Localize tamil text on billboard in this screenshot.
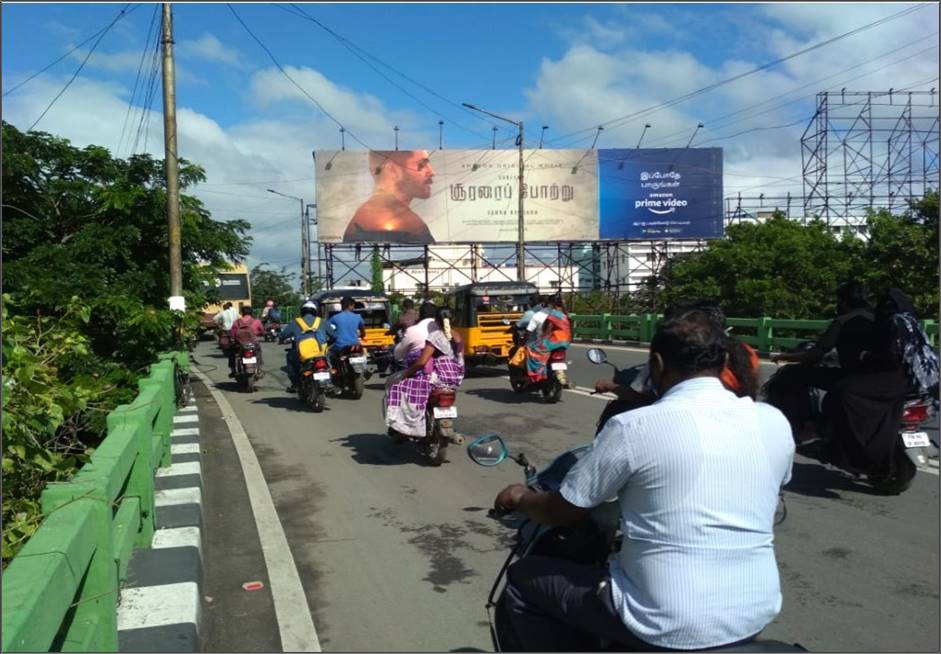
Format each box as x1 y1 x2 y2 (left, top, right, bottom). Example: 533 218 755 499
314 148 723 243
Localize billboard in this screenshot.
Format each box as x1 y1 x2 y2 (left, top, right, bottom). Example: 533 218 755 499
314 149 599 244
314 148 723 243
598 148 723 239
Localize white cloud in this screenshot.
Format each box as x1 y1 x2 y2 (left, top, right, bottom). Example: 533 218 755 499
177 33 244 69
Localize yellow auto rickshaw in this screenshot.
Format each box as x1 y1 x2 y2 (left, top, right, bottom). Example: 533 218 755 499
447 282 539 367
314 289 395 372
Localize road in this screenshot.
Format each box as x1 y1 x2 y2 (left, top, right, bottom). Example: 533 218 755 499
191 338 939 652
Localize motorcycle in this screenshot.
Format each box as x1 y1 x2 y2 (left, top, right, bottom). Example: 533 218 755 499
762 342 934 495
263 321 281 343
466 434 806 653
390 386 465 466
234 341 261 393
298 354 331 412
330 343 368 399
506 322 570 403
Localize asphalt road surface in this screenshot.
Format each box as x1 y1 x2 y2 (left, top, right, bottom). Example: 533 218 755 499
192 339 939 652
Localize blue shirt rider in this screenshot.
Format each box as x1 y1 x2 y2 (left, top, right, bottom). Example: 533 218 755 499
326 296 366 363
281 301 327 393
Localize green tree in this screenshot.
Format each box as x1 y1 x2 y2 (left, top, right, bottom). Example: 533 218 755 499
652 212 864 318
371 247 385 293
251 264 301 309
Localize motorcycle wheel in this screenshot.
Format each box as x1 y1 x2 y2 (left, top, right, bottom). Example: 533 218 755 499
869 441 917 495
541 379 563 403
493 593 522 652
509 376 527 393
425 418 447 467
242 375 254 393
350 375 365 399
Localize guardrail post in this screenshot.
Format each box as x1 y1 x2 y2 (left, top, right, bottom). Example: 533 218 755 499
108 407 154 548
41 479 118 651
641 314 656 343
601 313 611 340
759 317 773 354
921 320 938 348
139 362 173 468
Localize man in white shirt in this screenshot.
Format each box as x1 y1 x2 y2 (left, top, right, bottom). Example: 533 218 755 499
493 312 795 651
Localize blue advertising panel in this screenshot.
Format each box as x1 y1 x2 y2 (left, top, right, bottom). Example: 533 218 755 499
598 148 723 240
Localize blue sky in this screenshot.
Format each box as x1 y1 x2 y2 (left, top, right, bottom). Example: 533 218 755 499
3 2 938 274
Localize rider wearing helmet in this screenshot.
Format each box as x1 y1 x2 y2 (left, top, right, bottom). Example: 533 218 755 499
280 300 327 393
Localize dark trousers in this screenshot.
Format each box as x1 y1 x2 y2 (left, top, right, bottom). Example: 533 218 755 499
503 556 664 652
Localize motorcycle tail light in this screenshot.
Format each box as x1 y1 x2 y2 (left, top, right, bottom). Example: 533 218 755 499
303 370 313 377
314 358 328 370
244 349 255 357
431 390 456 408
902 403 929 427
549 349 567 361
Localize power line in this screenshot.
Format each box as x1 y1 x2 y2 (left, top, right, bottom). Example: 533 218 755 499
547 4 929 147
117 4 161 158
27 4 133 132
131 26 163 155
2 4 143 98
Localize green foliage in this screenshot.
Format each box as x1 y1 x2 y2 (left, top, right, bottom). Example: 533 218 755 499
0 121 253 565
370 248 385 293
251 264 301 310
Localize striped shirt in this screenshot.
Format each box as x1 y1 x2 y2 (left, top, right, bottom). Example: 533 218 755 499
560 377 794 650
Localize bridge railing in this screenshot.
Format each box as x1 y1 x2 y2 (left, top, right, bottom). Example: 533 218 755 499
1 352 189 652
569 314 938 353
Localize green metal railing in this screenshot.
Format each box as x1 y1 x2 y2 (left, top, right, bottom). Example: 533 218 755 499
2 352 189 652
569 314 938 352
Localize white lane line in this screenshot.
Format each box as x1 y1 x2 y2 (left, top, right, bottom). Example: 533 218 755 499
171 443 200 456
117 582 199 630
155 487 202 508
172 426 200 438
193 367 321 652
152 526 202 553
156 461 202 478
178 405 198 415
173 414 199 425
918 466 939 476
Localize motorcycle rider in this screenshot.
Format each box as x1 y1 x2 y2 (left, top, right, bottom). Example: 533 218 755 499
228 305 265 378
493 312 794 652
213 301 238 349
393 301 437 366
326 296 366 366
390 298 418 342
281 300 327 394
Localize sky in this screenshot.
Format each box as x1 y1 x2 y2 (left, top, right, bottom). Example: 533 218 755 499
2 2 939 282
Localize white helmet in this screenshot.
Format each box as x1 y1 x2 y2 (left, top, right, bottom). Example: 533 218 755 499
300 300 318 315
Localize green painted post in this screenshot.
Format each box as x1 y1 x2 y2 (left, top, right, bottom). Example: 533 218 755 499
759 317 773 354
108 407 154 548
41 479 118 652
641 314 656 343
601 313 611 340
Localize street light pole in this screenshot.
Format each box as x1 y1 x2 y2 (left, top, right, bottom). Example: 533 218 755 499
306 203 318 291
267 189 309 297
463 102 526 282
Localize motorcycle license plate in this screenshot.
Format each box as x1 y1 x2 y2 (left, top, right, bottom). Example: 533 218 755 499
902 431 931 448
433 406 457 419
242 357 257 364
550 362 568 371
350 356 368 365
313 372 331 381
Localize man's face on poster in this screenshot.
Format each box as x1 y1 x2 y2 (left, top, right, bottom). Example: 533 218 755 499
389 150 434 200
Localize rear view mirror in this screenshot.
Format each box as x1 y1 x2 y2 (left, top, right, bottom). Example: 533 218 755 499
383 322 391 330
502 318 511 326
467 434 508 467
587 348 608 365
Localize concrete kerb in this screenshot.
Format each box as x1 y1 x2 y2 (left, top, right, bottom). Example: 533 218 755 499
117 395 204 652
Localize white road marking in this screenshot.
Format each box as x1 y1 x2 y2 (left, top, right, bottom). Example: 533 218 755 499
193 367 321 652
170 443 200 456
154 487 202 508
172 427 200 437
156 461 202 478
152 526 201 553
178 405 198 414
117 582 199 630
173 413 199 425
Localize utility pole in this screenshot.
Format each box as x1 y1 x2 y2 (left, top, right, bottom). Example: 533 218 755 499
462 102 526 282
162 3 184 311
267 189 309 296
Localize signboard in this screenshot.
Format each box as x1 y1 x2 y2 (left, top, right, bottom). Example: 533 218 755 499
314 148 723 243
597 148 723 239
315 149 599 244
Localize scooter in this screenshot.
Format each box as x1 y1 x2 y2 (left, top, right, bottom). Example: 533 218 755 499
466 434 806 653
330 343 368 399
263 321 281 343
763 342 935 495
506 323 570 403
298 354 331 412
234 342 261 393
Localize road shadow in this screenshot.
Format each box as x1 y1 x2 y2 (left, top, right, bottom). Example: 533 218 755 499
465 387 537 405
784 460 884 499
331 432 450 467
250 395 329 412
451 648 487 653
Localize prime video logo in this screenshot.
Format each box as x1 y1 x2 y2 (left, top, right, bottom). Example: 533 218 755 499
634 197 688 215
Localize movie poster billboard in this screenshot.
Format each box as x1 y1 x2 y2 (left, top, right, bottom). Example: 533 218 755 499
597 148 723 240
314 149 599 244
